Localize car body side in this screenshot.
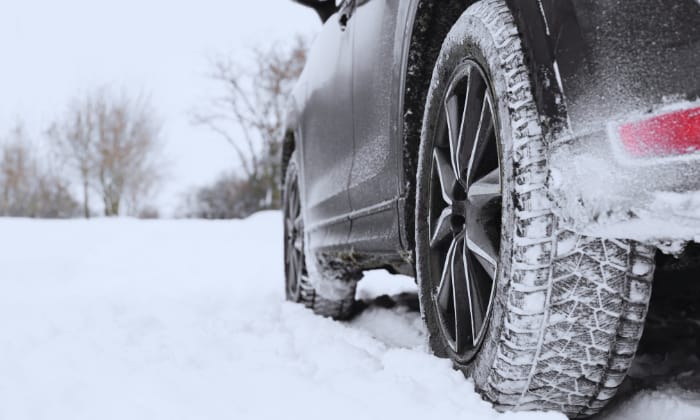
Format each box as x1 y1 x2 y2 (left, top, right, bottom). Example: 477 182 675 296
282 0 700 277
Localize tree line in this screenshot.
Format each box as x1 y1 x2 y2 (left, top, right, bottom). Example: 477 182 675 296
0 90 162 218
1 36 308 219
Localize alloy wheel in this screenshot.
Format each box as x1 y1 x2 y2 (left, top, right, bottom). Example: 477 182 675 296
428 60 502 359
284 174 305 300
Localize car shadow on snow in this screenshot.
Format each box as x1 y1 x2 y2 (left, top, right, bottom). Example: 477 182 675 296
352 291 421 315
347 291 427 349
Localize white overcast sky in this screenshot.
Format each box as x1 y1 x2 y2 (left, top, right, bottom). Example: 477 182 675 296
0 0 319 214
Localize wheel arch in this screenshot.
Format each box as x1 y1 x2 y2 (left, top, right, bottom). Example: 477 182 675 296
280 100 301 190
280 129 296 190
399 0 480 256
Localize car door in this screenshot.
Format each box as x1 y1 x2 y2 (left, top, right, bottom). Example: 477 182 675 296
347 0 410 250
297 0 355 242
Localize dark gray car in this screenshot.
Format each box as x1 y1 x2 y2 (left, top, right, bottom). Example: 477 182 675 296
281 0 700 416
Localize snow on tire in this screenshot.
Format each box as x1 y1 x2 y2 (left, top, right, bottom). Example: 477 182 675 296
414 0 656 417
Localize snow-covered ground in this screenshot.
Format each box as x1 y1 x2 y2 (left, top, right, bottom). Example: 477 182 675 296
1 211 699 420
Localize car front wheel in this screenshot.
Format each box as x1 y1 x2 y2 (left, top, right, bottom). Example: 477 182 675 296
283 151 356 319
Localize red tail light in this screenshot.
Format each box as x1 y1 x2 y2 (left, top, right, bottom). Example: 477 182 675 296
617 106 700 158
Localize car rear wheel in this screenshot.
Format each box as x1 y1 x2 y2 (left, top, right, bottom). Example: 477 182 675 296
414 1 656 417
283 151 356 319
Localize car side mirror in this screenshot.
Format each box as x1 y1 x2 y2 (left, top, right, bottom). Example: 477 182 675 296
292 0 338 23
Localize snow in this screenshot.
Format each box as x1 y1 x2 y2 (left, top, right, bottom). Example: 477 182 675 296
1 211 699 419
590 190 700 244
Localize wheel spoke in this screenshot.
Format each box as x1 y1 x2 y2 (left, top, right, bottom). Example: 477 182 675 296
466 92 495 185
432 148 457 204
289 189 299 215
435 235 471 352
451 236 471 351
430 206 453 248
286 250 297 284
468 168 501 211
444 93 461 165
466 236 498 280
463 245 490 344
456 66 486 181
295 253 302 279
465 168 500 279
284 238 293 262
435 240 456 315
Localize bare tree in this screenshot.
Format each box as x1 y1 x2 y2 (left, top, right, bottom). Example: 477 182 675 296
48 95 98 218
179 171 270 219
93 94 163 216
50 89 164 217
193 36 309 210
0 126 34 215
0 124 79 218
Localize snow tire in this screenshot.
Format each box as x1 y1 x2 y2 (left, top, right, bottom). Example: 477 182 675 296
414 1 656 417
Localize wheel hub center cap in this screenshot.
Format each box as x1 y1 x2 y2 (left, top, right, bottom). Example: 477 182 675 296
449 202 467 233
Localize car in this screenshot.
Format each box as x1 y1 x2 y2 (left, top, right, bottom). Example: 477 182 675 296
281 0 700 417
